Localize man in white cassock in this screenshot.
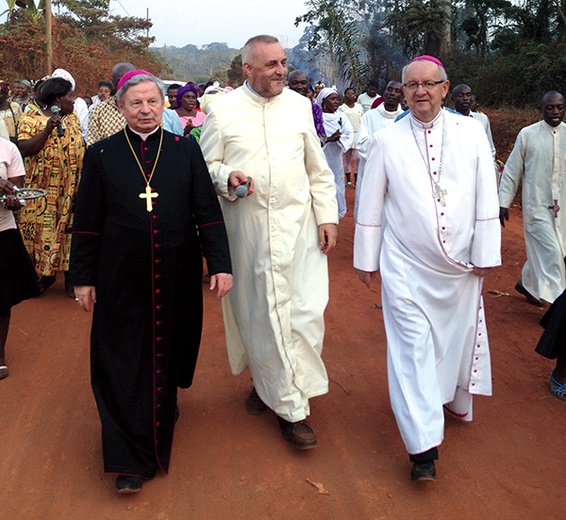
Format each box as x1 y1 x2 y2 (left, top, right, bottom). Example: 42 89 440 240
499 91 566 306
200 35 338 450
353 56 501 481
354 80 404 221
451 84 496 161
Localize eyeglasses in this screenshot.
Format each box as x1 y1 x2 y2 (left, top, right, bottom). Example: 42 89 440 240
403 80 445 92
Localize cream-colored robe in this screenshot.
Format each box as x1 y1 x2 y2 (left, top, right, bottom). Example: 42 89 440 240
354 110 501 454
200 85 338 422
499 120 566 303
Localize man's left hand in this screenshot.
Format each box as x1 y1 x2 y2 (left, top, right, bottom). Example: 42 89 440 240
210 273 233 299
319 223 338 254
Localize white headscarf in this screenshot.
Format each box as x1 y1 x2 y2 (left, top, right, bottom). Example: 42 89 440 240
315 87 338 107
51 68 76 91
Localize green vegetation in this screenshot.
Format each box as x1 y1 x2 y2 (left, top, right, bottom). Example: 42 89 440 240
151 43 240 86
2 0 565 106
290 0 566 107
0 0 161 94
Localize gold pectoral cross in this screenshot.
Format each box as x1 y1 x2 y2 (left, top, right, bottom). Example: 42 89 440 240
432 183 447 207
139 185 158 212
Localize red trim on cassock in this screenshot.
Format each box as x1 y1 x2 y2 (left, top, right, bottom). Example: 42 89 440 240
198 221 224 228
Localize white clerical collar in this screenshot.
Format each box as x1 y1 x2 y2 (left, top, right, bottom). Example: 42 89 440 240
127 125 160 141
377 103 402 119
410 109 443 129
244 80 259 97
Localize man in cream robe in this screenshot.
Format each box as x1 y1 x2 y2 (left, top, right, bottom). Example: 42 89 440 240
354 56 501 481
200 35 338 449
499 91 566 305
354 81 404 221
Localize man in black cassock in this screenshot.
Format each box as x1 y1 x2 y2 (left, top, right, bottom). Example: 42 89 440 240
69 71 232 494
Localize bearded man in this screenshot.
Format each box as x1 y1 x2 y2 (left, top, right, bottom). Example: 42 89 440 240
200 35 338 450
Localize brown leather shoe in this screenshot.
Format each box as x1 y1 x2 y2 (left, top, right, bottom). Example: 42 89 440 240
277 417 317 449
245 387 267 415
411 461 436 482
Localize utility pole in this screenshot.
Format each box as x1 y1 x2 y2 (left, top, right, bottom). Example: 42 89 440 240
146 8 150 46
45 0 53 74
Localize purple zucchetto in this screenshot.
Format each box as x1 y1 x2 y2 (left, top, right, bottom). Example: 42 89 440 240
410 55 445 70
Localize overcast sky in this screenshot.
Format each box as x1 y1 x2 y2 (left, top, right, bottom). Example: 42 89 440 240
109 0 308 50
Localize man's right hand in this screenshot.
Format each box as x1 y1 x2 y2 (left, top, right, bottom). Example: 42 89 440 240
355 269 378 289
326 129 342 143
228 170 254 197
45 115 61 134
74 285 96 312
499 207 509 227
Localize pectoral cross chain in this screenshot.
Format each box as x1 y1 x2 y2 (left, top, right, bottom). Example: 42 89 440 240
139 185 159 212
432 182 447 207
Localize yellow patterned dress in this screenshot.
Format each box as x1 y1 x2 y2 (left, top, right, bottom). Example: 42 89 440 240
18 108 85 276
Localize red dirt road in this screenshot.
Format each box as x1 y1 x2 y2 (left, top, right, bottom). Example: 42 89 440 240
1 189 564 520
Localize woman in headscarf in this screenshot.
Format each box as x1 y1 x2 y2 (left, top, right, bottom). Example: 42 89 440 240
17 80 33 111
315 87 353 219
175 83 207 141
0 81 22 143
17 77 85 295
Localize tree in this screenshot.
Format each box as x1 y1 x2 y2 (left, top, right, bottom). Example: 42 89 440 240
459 0 512 59
227 54 243 87
0 0 46 23
52 0 153 49
295 0 368 89
385 0 452 57
0 0 162 93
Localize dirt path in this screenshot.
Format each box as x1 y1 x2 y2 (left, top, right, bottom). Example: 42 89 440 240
1 190 564 520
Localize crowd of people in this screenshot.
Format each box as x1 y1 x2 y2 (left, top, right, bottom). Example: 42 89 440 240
0 35 565 495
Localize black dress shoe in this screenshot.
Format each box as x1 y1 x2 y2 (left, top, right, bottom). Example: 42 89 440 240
515 279 545 307
411 461 437 482
116 475 143 493
277 417 317 449
245 387 267 415
37 275 56 295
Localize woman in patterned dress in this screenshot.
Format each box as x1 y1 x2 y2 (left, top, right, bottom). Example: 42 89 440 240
17 77 85 296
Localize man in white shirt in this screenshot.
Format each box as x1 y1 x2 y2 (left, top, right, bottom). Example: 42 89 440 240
357 80 380 112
